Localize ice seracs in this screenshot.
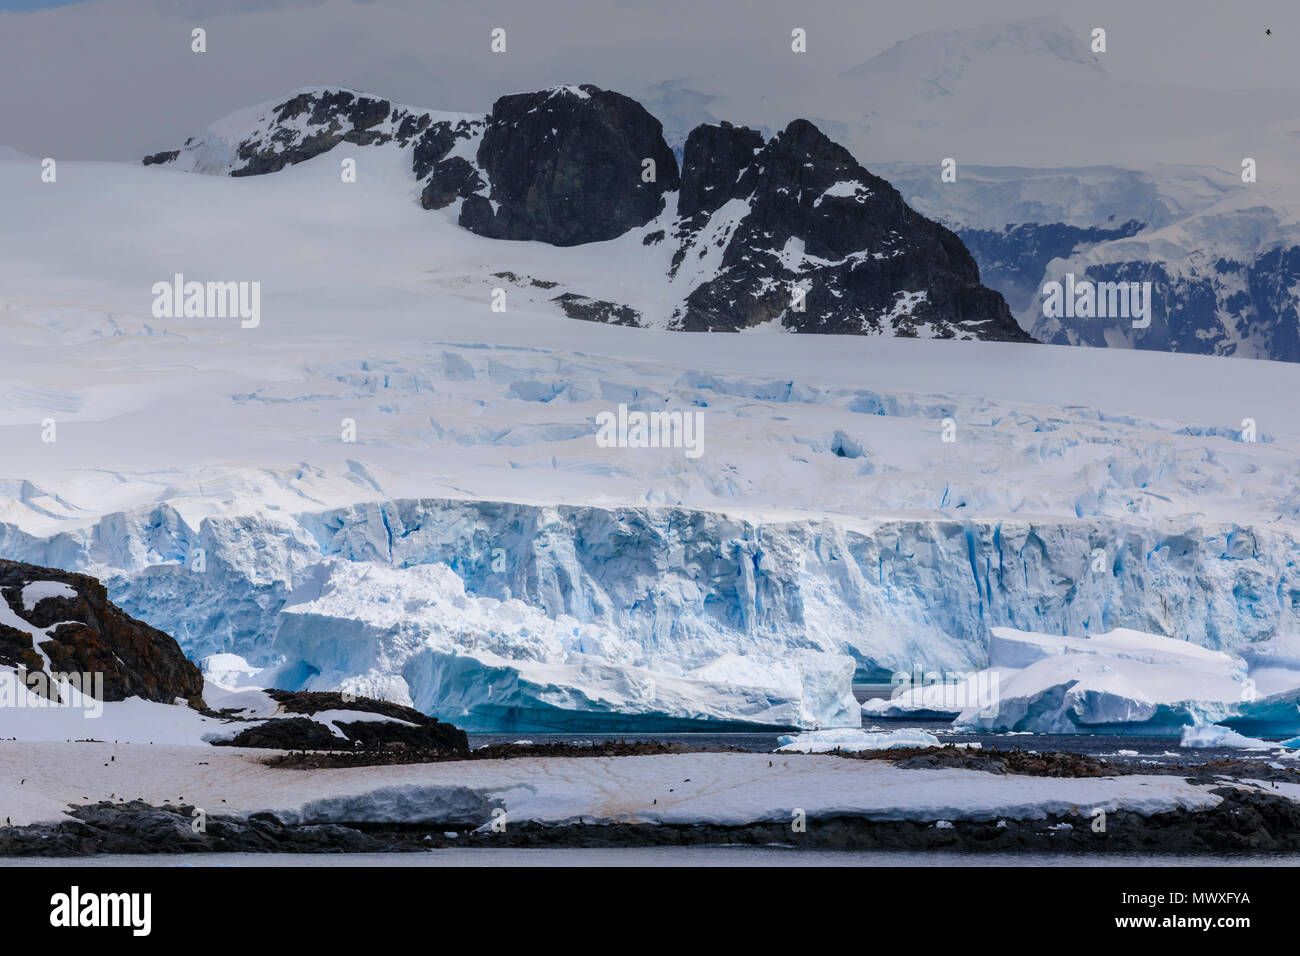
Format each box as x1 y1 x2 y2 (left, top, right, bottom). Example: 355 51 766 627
266 559 860 731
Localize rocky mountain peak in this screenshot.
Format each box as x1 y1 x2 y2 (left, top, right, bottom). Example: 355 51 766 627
669 117 1029 338
141 83 1028 341
676 120 763 222
460 84 679 246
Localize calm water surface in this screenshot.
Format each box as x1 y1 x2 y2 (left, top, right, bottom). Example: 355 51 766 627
468 725 1298 770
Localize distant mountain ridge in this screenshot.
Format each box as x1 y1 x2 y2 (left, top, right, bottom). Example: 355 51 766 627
882 162 1300 363
141 83 1031 342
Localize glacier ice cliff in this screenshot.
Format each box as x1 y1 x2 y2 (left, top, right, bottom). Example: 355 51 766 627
3 498 1300 731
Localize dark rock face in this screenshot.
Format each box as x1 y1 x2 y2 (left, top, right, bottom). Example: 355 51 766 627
412 120 485 209
552 292 642 327
0 801 393 856
675 121 763 223
1033 249 1300 362
6 784 1300 856
461 85 679 246
0 559 203 705
958 219 1144 314
141 150 179 166
229 90 404 177
215 690 469 752
214 716 342 749
420 156 485 210
669 119 1031 340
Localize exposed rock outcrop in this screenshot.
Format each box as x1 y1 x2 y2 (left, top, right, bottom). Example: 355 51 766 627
0 558 203 705
460 85 679 245
669 119 1030 339
215 690 469 752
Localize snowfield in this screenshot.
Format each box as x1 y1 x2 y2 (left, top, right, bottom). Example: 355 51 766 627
0 742 1234 829
3 105 1300 730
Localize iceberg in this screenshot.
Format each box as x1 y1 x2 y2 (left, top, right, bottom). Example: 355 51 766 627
776 728 941 753
201 653 266 691
941 627 1300 736
1179 723 1273 750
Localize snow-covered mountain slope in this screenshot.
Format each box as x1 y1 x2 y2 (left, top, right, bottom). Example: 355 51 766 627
817 16 1300 365
3 113 1300 730
882 161 1300 362
1028 184 1300 362
144 87 484 182
138 83 1027 341
126 19 1300 362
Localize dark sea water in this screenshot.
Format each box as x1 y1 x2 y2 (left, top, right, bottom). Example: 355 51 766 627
468 723 1298 771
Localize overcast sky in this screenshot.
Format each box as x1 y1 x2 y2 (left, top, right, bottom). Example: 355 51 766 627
2 0 1298 160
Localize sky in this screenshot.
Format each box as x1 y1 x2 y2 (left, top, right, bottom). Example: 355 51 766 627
1 0 1298 161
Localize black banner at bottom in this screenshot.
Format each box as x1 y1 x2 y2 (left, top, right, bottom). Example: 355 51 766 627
1 859 1282 942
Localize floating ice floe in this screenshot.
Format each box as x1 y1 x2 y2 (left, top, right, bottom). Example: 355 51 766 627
1179 723 1273 750
775 727 940 753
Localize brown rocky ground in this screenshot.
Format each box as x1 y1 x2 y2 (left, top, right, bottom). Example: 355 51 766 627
0 558 203 705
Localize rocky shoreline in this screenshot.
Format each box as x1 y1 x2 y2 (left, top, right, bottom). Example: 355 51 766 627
4 786 1300 856
261 739 737 768
264 740 1300 783
4 743 1300 857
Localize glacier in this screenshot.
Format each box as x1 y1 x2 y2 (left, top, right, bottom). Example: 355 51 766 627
3 94 1300 732
5 499 1300 731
